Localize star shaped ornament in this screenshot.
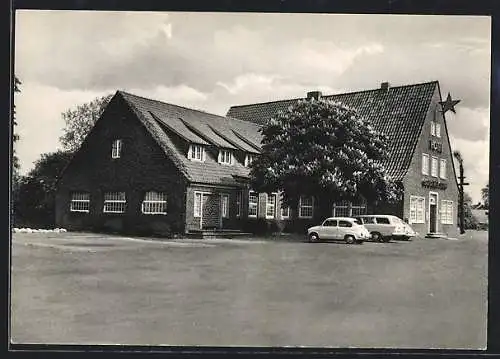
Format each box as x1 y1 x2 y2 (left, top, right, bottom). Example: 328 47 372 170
439 93 461 114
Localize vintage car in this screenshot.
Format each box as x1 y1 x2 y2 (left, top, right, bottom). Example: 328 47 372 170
307 217 371 244
354 215 416 242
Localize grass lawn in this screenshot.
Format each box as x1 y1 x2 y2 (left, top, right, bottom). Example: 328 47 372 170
10 230 487 348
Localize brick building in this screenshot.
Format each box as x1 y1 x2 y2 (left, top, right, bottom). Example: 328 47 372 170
55 80 459 237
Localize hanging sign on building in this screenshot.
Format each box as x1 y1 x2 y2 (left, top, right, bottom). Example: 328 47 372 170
422 179 447 190
429 139 443 153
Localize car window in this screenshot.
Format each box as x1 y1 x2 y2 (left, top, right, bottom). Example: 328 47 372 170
338 220 352 228
375 217 391 224
323 220 337 227
362 216 376 224
354 218 362 225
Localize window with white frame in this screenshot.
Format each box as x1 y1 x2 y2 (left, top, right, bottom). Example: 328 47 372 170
236 191 242 217
188 144 205 162
299 196 314 218
266 193 277 219
422 153 430 175
70 192 90 212
244 154 255 167
439 159 447 179
142 191 167 215
435 123 441 138
194 192 202 217
218 149 233 165
248 191 258 217
221 194 229 218
332 200 350 217
111 139 122 159
409 196 425 224
441 200 454 224
103 192 126 213
430 121 436 136
281 206 290 219
431 156 438 177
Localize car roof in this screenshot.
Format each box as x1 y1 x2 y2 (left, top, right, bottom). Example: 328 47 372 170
324 217 357 221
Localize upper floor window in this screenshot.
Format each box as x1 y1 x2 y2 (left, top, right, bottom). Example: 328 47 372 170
299 196 314 218
431 156 438 177
266 193 277 219
422 153 429 175
218 149 233 165
439 159 447 179
188 144 205 162
103 192 126 213
435 123 441 138
430 121 436 137
142 191 167 215
112 139 122 159
70 192 90 213
245 154 256 167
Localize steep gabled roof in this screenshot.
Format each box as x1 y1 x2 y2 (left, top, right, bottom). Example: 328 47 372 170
227 81 439 181
118 91 262 185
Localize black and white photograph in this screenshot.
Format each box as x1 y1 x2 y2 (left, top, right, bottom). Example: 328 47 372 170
11 9 491 349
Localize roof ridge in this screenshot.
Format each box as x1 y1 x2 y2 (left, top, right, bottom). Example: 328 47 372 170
228 80 439 109
118 90 261 128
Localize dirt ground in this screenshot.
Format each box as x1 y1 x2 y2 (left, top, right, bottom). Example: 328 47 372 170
10 231 488 349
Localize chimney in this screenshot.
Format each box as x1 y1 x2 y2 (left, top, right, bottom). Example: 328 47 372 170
380 82 390 92
306 91 322 101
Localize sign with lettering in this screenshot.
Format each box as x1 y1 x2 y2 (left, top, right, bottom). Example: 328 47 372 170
429 140 443 153
422 179 447 190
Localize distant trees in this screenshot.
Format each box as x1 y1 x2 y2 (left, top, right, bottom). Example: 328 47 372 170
481 183 489 209
60 94 113 152
250 98 401 218
463 192 479 230
12 76 22 224
14 151 73 228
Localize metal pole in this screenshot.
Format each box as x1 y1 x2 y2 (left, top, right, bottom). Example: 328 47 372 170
459 163 465 234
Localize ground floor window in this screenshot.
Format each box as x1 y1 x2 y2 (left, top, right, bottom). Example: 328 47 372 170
194 192 202 217
299 196 314 218
441 200 454 224
142 191 167 215
249 191 258 217
103 192 126 213
236 191 242 217
281 206 290 219
266 193 277 219
332 200 367 217
70 192 90 213
410 196 425 224
221 194 229 218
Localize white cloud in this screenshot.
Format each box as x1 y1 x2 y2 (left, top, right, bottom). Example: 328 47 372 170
14 82 110 174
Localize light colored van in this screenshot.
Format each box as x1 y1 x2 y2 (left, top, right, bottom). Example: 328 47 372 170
354 215 415 242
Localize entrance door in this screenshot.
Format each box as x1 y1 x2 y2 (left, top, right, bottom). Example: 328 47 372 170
429 193 438 233
202 194 219 229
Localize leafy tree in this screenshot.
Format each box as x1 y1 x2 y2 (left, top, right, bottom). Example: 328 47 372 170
60 94 113 152
250 99 402 217
12 76 22 223
14 151 73 228
481 183 489 209
464 192 479 230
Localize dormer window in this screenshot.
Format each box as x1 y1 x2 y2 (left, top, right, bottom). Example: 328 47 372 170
245 154 256 167
188 144 205 162
111 139 122 159
218 149 233 165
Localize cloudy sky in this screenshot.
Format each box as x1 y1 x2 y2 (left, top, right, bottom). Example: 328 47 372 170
14 11 490 202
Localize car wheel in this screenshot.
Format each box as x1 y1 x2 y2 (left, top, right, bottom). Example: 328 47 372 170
371 232 382 242
345 235 355 244
309 232 319 242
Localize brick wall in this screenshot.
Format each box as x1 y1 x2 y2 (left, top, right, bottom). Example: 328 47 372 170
55 95 188 236
402 86 459 237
